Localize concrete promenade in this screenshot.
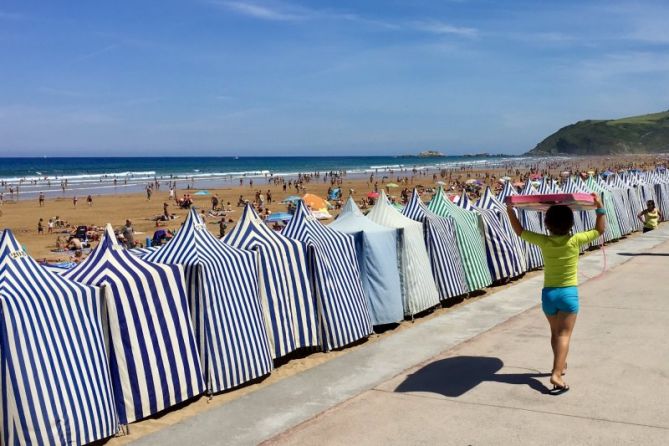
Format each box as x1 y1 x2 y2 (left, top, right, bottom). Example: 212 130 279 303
134 226 669 446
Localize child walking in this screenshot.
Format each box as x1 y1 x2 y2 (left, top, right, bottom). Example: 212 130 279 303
507 193 606 392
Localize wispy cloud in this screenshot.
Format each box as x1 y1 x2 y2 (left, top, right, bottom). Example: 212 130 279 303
412 21 479 38
74 44 119 62
207 1 469 35
209 1 304 21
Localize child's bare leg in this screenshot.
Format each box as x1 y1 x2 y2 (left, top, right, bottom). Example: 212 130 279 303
550 312 578 386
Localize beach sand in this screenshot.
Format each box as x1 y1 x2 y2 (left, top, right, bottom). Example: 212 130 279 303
2 154 667 262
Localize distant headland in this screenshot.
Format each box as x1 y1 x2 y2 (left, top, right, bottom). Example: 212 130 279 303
527 109 669 156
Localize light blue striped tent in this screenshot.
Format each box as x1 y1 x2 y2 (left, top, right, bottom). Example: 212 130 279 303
330 197 404 325
283 200 373 350
366 191 441 316
428 187 492 291
223 204 319 358
402 189 469 299
456 193 524 282
498 181 544 269
144 209 273 394
0 229 118 445
63 225 204 424
477 187 527 273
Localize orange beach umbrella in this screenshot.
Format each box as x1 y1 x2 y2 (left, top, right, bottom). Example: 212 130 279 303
302 193 329 211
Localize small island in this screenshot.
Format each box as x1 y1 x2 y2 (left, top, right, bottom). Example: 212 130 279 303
417 150 446 157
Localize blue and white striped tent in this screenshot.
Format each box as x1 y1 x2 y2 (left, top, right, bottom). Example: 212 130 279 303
595 176 633 236
456 193 524 282
63 225 204 424
144 209 273 394
498 181 543 269
223 204 319 358
366 191 440 316
560 177 601 247
477 187 527 273
283 200 373 350
0 229 118 445
130 245 161 257
585 176 622 241
651 170 669 220
612 174 645 232
329 197 404 325
403 189 469 299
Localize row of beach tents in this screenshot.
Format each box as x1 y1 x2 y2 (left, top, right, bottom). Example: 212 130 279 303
1 170 668 445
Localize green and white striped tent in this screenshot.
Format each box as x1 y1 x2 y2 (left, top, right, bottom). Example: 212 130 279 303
427 187 492 291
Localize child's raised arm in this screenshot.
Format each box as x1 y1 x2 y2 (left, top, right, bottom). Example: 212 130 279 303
593 193 607 235
506 203 524 236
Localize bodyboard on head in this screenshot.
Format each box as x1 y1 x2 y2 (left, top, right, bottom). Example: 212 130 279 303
505 193 596 211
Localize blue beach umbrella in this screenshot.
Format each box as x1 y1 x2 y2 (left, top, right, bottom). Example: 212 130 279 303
194 190 210 195
281 195 301 203
265 212 293 222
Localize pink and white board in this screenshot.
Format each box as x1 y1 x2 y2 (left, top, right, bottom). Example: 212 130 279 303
504 193 596 211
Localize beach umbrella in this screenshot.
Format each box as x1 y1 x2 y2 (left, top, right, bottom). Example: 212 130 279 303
500 176 511 181
465 179 478 184
386 183 400 188
265 212 293 222
194 190 210 195
367 191 380 199
281 195 301 203
302 193 329 210
311 209 333 220
436 180 447 185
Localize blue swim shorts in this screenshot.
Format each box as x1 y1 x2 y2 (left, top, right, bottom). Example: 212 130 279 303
541 286 579 316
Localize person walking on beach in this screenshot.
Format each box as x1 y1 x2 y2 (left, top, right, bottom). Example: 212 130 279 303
638 200 662 233
37 218 44 235
87 195 93 207
73 196 78 208
38 192 45 207
507 193 606 393
122 220 135 249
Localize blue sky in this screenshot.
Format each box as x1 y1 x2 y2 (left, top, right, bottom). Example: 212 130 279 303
1 0 668 156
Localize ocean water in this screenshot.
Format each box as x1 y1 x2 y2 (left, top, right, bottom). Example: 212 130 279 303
0 156 526 199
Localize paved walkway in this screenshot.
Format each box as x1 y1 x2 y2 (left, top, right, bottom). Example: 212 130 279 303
134 226 669 446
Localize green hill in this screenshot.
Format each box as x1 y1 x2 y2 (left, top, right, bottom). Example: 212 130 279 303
527 110 669 155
